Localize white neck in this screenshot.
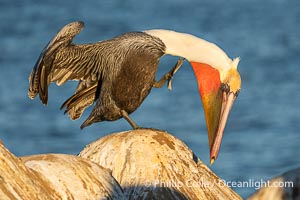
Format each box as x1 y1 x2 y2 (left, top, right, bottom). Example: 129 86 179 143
144 29 238 72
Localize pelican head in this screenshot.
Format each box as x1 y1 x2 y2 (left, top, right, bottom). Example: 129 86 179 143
191 58 241 165
145 29 242 164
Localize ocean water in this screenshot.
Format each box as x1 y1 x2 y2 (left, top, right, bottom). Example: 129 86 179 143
1 0 300 198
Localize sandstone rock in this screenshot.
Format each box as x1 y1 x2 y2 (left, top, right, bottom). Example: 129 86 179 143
0 140 124 200
0 128 244 200
79 128 242 200
0 141 57 199
22 154 124 200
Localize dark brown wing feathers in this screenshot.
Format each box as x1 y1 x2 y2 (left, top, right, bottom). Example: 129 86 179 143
60 83 98 120
28 21 84 104
28 21 166 128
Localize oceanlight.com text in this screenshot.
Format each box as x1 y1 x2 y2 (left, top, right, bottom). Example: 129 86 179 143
219 179 293 190
146 179 293 190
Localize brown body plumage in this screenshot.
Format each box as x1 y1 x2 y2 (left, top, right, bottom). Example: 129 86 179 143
29 21 182 129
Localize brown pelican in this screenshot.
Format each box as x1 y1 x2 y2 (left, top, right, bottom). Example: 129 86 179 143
28 21 241 164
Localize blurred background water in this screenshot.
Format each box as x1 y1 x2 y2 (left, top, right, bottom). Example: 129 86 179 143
0 0 300 198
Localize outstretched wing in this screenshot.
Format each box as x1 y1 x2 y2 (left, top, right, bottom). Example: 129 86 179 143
28 21 108 120
28 21 101 105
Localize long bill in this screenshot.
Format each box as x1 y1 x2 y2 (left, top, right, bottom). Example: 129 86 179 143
209 91 236 165
190 62 237 165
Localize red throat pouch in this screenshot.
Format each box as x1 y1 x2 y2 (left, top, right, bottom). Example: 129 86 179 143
190 62 221 96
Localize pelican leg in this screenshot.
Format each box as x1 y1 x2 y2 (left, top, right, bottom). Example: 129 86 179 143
153 58 185 90
121 110 139 129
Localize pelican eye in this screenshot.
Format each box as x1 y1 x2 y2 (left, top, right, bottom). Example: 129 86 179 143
221 83 230 93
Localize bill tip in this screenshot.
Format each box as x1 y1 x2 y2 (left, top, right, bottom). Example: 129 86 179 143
210 157 215 165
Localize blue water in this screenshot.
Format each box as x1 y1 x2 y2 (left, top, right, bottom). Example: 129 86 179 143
1 0 300 198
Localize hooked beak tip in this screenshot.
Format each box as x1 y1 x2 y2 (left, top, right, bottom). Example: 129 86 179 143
210 157 215 165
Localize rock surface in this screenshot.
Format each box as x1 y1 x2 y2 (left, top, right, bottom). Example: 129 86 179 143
22 154 124 200
247 167 299 200
0 129 243 200
0 140 124 200
79 128 242 200
0 141 57 200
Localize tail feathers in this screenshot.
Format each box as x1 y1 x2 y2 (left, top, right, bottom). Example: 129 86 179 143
80 115 96 129
61 84 97 120
80 110 104 129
